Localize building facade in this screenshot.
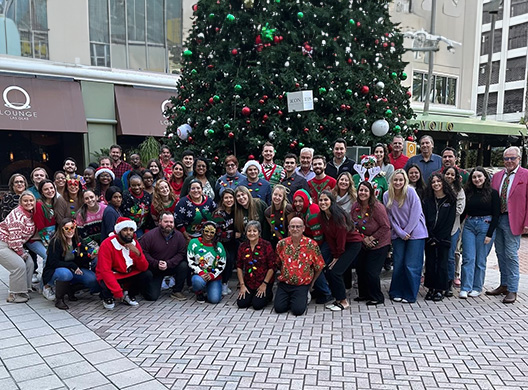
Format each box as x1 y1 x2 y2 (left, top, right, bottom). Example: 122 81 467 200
0 0 183 183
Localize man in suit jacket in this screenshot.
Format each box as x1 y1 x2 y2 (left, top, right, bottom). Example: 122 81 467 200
488 146 528 304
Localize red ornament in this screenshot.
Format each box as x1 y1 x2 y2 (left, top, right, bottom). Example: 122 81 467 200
232 49 238 55
228 132 234 138
248 155 255 160
214 156 219 161
274 36 280 43
188 136 193 142
319 125 324 130
242 106 251 116
340 104 346 111
255 35 263 44
290 143 295 148
406 91 412 97
263 114 269 121
263 95 268 100
278 95 284 100
208 98 214 104
347 58 352 64
295 83 300 88
304 127 309 133
356 22 361 27
360 86 369 95
246 120 251 124
215 27 220 32
407 136 414 141
383 42 388 48
192 4 198 11
375 39 379 45
278 110 283 116
259 99 265 104
279 36 283 41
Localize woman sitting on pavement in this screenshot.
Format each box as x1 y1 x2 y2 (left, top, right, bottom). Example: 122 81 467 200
42 218 100 310
236 221 276 310
0 191 36 303
187 221 226 304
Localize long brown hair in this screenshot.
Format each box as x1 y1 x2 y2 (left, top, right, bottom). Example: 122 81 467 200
152 179 177 216
234 186 260 233
51 217 79 257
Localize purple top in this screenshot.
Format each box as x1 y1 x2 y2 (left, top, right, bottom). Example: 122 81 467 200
382 186 428 240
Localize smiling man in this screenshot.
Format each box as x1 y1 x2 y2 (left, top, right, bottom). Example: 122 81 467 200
388 135 409 170
488 146 528 304
325 138 356 179
308 155 336 203
404 135 442 181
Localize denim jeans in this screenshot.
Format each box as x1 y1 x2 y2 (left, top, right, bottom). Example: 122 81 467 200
25 240 47 267
191 275 222 304
50 267 100 293
495 214 521 292
389 238 425 303
447 228 460 281
313 242 333 298
461 216 495 293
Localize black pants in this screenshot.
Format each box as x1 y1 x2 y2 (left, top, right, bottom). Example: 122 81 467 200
424 243 450 291
222 241 238 284
144 261 189 301
237 284 273 310
356 245 390 303
274 282 309 316
99 270 154 300
324 242 362 301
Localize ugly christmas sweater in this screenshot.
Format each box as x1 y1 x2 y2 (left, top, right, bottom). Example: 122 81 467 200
121 190 152 230
187 237 226 280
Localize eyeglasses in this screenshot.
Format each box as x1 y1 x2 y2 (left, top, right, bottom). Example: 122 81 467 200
289 225 304 229
62 225 76 232
225 163 236 167
504 156 519 161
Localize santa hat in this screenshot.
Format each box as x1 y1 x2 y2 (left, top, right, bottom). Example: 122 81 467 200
114 217 137 233
95 167 115 180
241 160 262 175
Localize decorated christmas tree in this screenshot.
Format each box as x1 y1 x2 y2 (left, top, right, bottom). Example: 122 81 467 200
164 0 415 167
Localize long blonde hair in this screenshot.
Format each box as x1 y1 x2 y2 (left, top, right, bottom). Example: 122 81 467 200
152 179 177 216
271 184 289 214
386 169 409 208
332 172 357 201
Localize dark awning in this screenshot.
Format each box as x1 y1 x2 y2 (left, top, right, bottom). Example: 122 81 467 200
115 85 177 137
0 75 87 133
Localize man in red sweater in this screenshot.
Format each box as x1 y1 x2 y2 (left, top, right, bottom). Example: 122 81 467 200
96 217 153 310
308 155 336 203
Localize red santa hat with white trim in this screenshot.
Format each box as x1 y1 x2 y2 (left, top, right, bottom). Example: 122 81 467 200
114 216 137 234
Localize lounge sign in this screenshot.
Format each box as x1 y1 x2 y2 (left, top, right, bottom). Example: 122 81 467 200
419 120 455 132
0 75 87 133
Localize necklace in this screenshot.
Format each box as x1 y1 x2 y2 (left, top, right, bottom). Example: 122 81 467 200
270 208 286 239
352 205 370 237
244 242 262 277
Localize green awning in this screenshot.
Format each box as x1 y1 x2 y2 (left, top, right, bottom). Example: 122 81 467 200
409 114 527 136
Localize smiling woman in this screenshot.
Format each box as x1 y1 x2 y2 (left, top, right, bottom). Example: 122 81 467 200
75 190 107 244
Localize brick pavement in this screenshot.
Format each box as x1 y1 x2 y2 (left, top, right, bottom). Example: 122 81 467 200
1 238 528 389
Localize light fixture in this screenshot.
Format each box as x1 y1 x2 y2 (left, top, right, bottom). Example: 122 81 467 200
9 152 14 162
42 152 48 162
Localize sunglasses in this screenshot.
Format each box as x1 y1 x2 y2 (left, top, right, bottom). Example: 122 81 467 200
62 225 76 232
503 156 519 161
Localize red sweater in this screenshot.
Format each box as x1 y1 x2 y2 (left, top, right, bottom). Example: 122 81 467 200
96 233 149 299
308 176 336 203
320 217 362 259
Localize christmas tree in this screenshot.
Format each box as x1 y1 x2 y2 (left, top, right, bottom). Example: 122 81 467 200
164 0 415 168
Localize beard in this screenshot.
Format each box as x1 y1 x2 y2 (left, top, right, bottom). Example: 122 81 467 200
119 231 134 243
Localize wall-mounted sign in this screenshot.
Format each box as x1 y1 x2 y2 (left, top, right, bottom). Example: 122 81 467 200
287 90 313 112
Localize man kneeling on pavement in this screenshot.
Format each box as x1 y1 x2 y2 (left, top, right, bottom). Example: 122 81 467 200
96 216 154 310
139 212 188 301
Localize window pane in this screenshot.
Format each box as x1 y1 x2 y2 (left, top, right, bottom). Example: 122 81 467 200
147 45 165 71
111 43 127 68
110 0 125 44
89 0 109 43
129 43 147 69
506 57 526 82
477 92 498 116
15 0 30 30
446 78 456 105
412 72 423 102
32 0 47 30
147 0 163 44
33 30 47 58
167 0 182 73
508 23 528 50
128 0 145 42
435 76 446 104
504 89 524 113
511 0 528 18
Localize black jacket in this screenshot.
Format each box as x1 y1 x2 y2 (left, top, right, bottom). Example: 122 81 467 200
423 196 456 246
42 238 90 285
325 158 356 179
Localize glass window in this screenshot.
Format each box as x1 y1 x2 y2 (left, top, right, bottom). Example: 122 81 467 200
506 57 526 82
413 72 456 106
147 0 164 44
5 0 48 59
508 23 528 50
481 29 502 56
435 75 446 104
511 0 528 18
478 61 500 86
503 89 524 113
477 92 498 116
446 78 456 105
110 0 126 44
127 0 145 42
412 72 423 102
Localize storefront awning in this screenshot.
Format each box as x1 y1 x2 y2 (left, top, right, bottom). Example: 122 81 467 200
0 75 87 133
115 85 177 137
409 114 527 136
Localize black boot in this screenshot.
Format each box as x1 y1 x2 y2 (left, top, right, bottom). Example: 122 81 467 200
68 284 78 301
444 281 453 297
54 281 70 310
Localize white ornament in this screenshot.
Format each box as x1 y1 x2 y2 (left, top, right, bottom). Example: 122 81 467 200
176 124 192 140
371 119 390 137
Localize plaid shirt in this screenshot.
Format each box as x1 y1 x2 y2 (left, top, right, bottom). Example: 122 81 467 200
112 160 132 179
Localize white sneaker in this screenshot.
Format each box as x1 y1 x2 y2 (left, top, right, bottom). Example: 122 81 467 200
307 291 312 304
103 298 115 310
468 290 481 298
31 273 39 283
122 292 139 307
42 285 55 301
222 284 232 296
459 291 468 299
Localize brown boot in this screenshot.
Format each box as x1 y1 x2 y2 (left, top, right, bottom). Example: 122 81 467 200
503 292 517 304
54 281 70 310
485 285 508 296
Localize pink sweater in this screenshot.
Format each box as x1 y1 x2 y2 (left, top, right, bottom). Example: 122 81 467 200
0 206 35 256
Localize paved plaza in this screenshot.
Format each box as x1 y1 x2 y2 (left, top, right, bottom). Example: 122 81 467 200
1 239 528 389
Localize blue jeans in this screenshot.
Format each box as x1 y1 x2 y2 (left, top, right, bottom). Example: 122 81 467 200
389 238 425 303
495 214 521 292
461 216 495 293
447 228 460 281
313 242 333 298
25 240 47 264
50 267 100 293
191 275 222 304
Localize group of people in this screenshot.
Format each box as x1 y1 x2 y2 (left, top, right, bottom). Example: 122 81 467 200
0 136 525 316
